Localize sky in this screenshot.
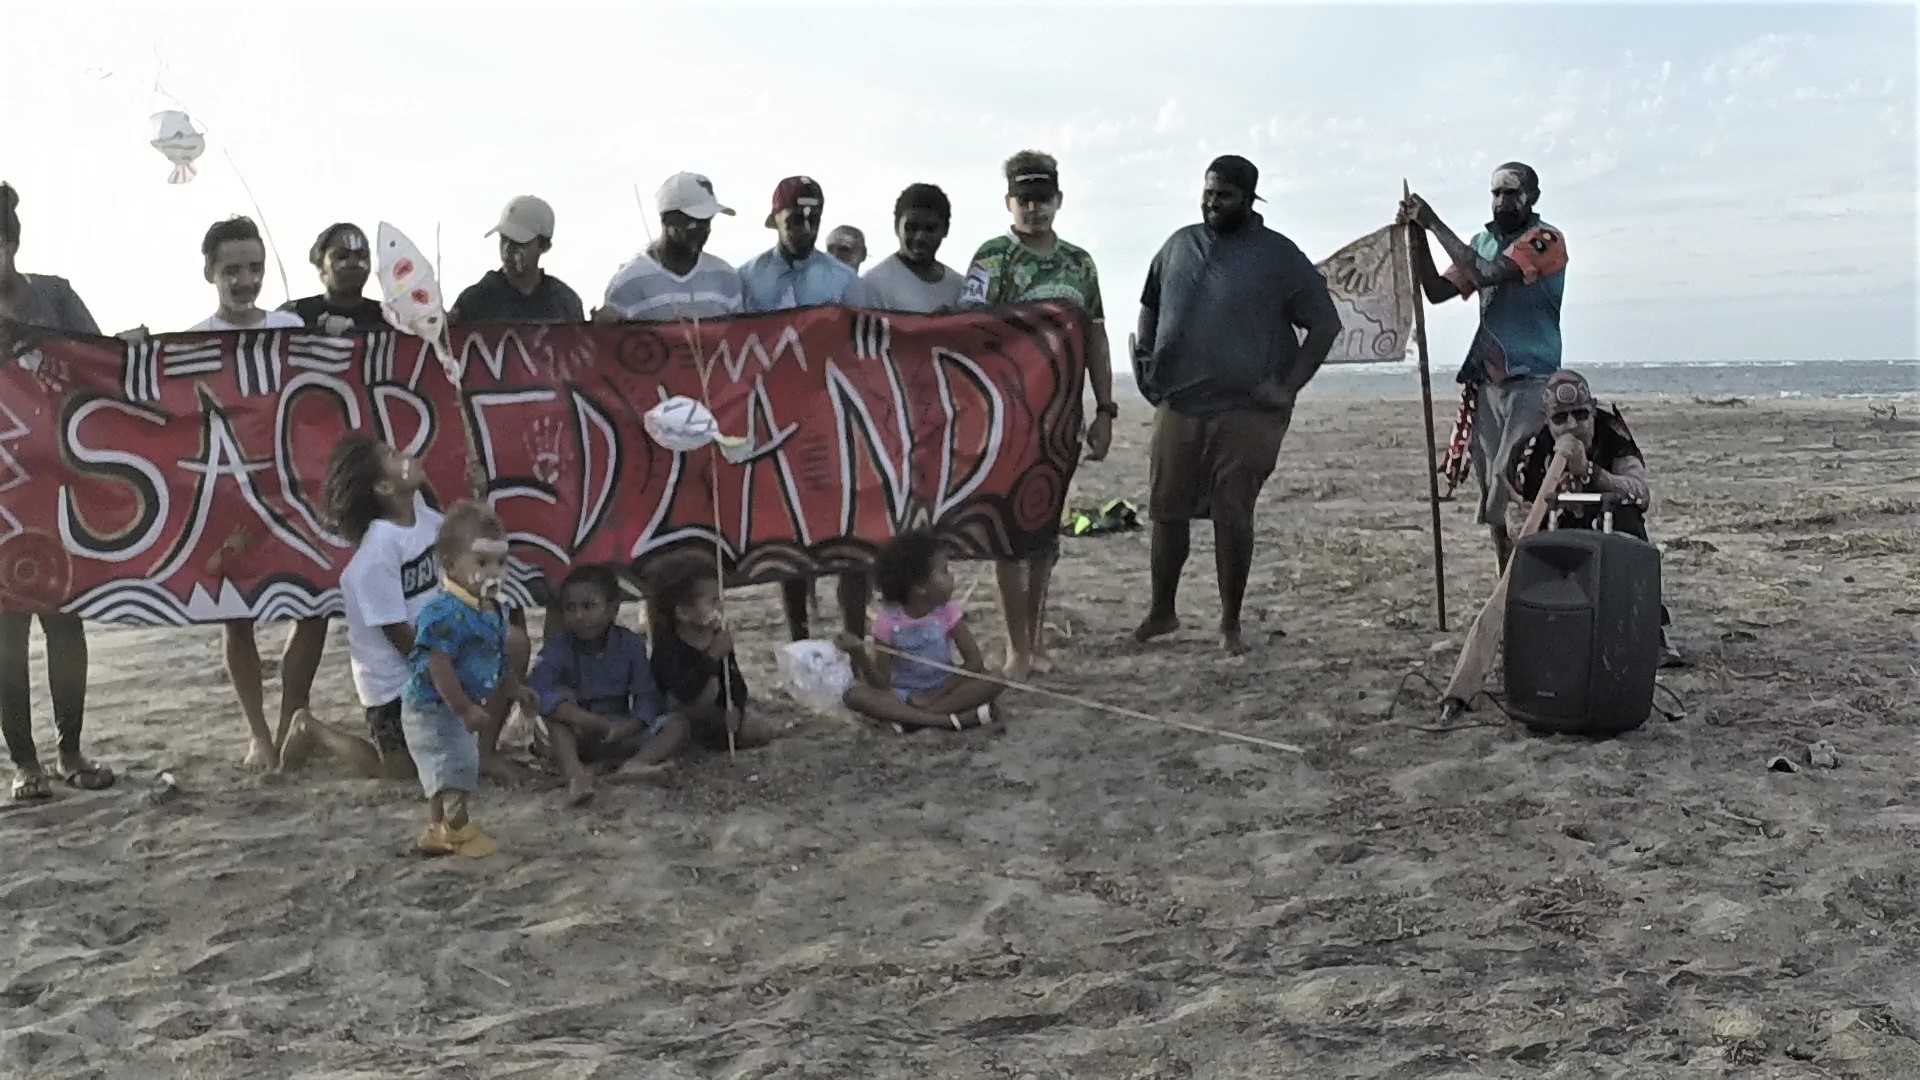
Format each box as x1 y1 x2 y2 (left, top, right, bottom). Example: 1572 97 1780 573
5 1 1916 373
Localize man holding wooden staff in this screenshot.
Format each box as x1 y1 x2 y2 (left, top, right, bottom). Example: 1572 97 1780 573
1398 163 1567 571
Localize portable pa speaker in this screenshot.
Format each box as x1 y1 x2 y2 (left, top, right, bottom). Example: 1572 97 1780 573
1503 529 1662 737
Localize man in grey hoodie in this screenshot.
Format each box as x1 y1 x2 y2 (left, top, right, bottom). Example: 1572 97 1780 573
1130 156 1342 655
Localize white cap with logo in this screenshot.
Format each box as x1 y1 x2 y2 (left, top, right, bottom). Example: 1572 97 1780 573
485 195 556 244
655 172 734 221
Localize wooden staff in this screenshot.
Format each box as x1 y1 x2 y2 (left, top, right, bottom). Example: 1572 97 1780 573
1438 448 1570 714
1403 179 1448 631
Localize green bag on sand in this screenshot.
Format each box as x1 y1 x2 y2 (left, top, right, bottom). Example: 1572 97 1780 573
1063 498 1141 538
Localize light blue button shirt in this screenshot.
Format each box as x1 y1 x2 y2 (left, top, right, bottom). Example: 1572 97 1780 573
737 246 858 312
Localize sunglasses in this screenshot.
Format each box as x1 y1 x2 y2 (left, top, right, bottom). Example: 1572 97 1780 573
1550 407 1592 425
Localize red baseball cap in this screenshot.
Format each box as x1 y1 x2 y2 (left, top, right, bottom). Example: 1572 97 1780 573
765 175 824 228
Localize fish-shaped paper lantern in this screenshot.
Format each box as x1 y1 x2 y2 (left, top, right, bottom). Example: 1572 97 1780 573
374 222 458 381
149 110 205 185
643 396 748 460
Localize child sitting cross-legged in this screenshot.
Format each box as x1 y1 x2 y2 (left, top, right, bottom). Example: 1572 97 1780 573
842 530 1003 731
525 563 687 806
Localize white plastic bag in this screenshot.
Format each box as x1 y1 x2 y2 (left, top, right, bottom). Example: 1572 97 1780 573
778 639 855 715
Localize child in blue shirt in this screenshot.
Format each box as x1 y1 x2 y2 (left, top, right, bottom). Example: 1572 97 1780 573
527 563 686 806
842 531 1002 731
402 501 522 857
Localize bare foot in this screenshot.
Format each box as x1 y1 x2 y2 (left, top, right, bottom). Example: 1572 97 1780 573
1221 628 1252 656
615 758 672 780
277 710 317 772
1030 650 1056 675
243 737 278 771
1002 652 1033 681
1132 613 1181 643
564 776 595 807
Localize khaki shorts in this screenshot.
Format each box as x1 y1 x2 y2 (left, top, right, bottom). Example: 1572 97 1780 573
1147 405 1293 524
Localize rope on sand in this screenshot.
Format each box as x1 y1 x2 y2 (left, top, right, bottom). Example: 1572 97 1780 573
856 638 1307 756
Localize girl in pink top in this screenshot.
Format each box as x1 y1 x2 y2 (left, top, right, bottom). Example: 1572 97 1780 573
842 532 1003 731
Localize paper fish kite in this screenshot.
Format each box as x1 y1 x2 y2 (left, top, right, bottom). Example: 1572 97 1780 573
374 222 458 382
643 396 749 461
149 110 205 185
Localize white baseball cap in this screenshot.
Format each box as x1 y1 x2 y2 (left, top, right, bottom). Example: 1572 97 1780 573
655 172 734 221
485 195 555 244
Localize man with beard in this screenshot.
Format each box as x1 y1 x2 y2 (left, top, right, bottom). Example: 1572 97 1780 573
738 177 862 643
958 150 1116 676
450 196 585 325
1502 370 1684 668
1400 163 1568 570
1130 156 1341 656
825 225 867 272
0 182 117 798
849 184 964 313
281 223 385 333
599 172 742 322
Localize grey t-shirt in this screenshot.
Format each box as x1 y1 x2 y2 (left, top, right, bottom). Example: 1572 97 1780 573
3 273 101 335
848 254 964 314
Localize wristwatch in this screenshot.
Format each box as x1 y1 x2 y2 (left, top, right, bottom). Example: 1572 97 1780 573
1093 401 1119 419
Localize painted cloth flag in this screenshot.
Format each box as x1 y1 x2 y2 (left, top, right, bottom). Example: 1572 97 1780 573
1315 225 1414 365
0 303 1088 624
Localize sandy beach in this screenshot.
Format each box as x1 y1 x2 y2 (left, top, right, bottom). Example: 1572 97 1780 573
3 394 1917 1079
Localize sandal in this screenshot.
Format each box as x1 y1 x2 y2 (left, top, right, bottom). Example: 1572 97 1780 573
56 759 115 791
10 767 52 802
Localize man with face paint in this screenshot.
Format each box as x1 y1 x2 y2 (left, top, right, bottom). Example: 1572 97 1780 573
281 223 385 334
848 184 965 313
0 182 117 799
1503 370 1684 667
825 225 867 272
1132 156 1342 656
1400 163 1569 570
598 172 742 322
738 177 864 643
959 150 1116 677
450 196 586 326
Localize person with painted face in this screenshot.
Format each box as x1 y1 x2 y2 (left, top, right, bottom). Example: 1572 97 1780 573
1399 163 1569 571
848 184 964 313
825 225 867 272
958 150 1117 677
189 216 327 771
1131 156 1342 656
1503 370 1683 668
281 223 384 333
449 196 585 325
0 182 116 800
598 171 742 322
737 176 864 644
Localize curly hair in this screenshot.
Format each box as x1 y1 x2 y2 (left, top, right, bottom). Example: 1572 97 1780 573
872 530 941 606
643 550 719 649
893 183 951 226
435 499 506 563
201 215 262 267
322 433 389 544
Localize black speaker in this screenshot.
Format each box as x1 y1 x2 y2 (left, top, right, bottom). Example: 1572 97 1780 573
1504 528 1662 737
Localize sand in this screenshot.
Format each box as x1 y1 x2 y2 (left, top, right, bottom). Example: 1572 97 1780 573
3 395 1917 1079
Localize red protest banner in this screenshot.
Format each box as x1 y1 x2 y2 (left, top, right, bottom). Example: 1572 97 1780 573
0 303 1087 624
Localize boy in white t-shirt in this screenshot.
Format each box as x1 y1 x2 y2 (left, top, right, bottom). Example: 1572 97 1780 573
281 434 440 778
190 216 307 332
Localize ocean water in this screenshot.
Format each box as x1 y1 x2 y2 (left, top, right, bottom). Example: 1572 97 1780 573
1301 358 1920 401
